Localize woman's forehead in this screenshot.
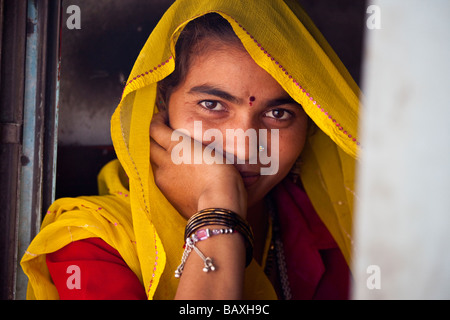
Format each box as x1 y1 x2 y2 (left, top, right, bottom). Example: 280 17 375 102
184 42 287 99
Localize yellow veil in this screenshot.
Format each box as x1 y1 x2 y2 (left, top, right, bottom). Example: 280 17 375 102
21 0 360 300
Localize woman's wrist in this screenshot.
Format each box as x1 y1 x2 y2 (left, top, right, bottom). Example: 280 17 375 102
174 226 246 300
197 179 247 218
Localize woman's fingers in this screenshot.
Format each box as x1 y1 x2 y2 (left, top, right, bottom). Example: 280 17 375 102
149 111 173 150
150 137 166 169
150 110 205 162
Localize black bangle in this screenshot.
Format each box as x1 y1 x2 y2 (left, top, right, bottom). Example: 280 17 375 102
185 208 254 267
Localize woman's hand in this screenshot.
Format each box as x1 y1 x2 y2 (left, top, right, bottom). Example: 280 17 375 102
151 111 247 300
150 111 247 219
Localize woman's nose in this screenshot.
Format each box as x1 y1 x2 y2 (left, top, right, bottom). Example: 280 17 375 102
223 116 261 164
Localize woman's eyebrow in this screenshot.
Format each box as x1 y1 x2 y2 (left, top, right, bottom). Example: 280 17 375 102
266 97 300 108
188 85 300 108
188 85 243 104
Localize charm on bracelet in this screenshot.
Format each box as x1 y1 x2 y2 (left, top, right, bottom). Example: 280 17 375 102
174 228 234 278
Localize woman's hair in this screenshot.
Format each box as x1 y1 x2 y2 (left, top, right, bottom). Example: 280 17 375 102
157 13 242 107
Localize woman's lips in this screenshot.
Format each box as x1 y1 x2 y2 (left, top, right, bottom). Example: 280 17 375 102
239 171 260 187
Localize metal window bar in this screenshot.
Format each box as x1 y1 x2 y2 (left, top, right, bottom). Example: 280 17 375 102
0 0 61 300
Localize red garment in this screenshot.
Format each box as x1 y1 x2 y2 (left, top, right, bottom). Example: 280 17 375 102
46 238 147 300
272 178 350 300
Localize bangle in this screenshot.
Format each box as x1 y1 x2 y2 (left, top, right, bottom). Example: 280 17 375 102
174 228 235 278
174 208 255 279
184 208 254 267
192 227 235 242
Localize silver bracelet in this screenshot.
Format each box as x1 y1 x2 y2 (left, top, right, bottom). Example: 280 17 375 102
174 228 234 278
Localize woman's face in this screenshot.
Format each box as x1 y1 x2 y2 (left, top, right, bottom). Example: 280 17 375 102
167 39 308 208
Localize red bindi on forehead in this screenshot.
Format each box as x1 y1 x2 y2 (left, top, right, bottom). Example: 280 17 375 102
249 96 256 106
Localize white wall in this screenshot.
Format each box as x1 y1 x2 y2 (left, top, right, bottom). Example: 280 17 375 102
352 0 450 299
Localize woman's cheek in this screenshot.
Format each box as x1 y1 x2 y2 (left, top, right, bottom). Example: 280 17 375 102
277 132 305 173
168 106 196 133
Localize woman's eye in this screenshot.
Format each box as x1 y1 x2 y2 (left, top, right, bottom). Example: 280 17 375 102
199 100 225 111
265 109 292 120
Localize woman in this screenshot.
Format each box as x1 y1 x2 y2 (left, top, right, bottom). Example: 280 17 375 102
21 0 360 300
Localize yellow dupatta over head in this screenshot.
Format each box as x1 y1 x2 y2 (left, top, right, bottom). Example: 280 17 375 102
21 0 360 300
